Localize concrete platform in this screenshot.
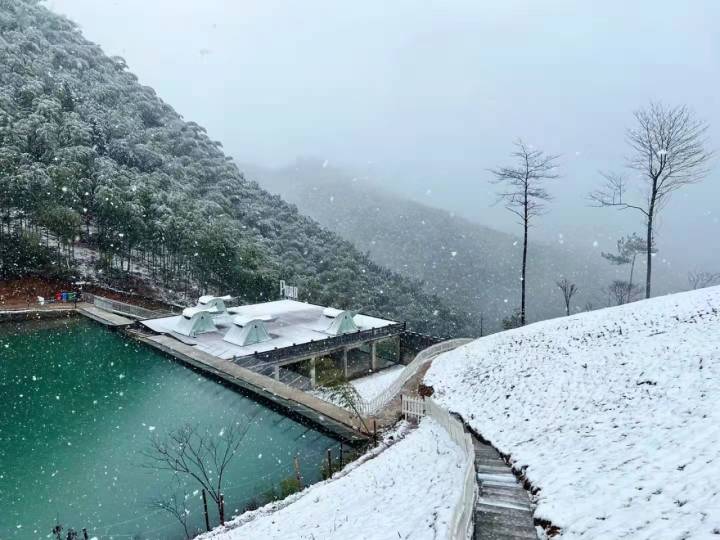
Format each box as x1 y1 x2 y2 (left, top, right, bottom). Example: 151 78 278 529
0 307 76 323
137 333 368 443
141 299 402 361
76 303 134 327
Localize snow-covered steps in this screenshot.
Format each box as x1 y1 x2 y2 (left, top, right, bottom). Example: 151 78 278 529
472 437 537 540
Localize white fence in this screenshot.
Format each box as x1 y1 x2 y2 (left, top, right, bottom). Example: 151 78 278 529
403 395 477 540
401 394 425 422
360 338 473 416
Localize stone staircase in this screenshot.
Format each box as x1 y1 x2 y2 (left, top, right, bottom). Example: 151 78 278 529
473 438 538 540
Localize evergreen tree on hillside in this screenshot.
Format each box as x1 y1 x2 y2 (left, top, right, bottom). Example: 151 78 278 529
0 0 468 336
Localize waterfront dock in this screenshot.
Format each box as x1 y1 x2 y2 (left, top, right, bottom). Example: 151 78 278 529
137 333 368 443
76 303 135 327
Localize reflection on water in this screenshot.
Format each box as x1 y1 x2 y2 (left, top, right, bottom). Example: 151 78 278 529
0 318 338 539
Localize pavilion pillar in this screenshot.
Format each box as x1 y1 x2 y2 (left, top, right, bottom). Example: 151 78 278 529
342 348 349 378
273 365 280 381
371 341 378 371
309 357 317 388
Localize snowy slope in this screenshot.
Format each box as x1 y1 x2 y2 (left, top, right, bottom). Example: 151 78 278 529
203 419 466 540
350 365 404 401
311 365 405 409
425 286 720 539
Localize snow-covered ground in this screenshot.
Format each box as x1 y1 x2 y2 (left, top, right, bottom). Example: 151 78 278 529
312 364 404 408
201 418 466 540
349 364 404 401
426 286 720 539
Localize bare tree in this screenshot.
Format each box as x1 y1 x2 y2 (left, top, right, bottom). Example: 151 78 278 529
601 233 652 302
490 140 560 325
688 271 720 290
556 278 578 316
143 420 256 526
151 492 197 540
590 103 712 299
605 280 641 306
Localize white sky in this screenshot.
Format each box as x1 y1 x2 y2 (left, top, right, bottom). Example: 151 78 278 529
44 0 720 275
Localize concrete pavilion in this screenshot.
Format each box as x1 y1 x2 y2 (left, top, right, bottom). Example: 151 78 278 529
141 298 406 388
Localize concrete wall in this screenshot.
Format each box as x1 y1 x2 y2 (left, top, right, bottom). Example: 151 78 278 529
0 309 76 323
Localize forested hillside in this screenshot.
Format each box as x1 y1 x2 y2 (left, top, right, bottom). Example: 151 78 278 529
0 0 469 337
249 159 621 331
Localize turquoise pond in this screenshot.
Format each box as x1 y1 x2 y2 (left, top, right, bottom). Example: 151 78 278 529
0 317 339 539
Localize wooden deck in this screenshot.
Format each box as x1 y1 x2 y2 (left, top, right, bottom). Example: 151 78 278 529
472 437 538 540
137 333 368 443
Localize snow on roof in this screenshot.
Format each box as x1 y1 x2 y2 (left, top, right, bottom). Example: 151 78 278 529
141 300 397 360
182 306 205 318
199 295 233 305
231 314 274 326
425 286 720 539
322 307 343 318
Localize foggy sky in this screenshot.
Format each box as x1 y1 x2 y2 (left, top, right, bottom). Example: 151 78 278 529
46 0 720 279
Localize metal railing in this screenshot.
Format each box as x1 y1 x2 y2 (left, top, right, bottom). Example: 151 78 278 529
359 338 473 416
240 323 407 364
277 367 313 391
85 293 169 320
403 396 477 540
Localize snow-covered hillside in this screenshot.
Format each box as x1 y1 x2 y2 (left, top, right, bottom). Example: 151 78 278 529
201 419 466 540
426 286 720 539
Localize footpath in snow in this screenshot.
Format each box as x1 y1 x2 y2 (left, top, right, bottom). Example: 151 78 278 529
425 286 720 539
201 418 466 540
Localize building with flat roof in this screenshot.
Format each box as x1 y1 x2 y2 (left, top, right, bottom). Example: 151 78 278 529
141 298 406 389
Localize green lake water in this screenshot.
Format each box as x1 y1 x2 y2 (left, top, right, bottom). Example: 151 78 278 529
0 317 339 539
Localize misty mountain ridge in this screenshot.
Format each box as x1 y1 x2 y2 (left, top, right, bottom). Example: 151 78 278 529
246 158 683 332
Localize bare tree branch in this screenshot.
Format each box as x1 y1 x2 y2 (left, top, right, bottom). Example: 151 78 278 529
688 271 720 290
142 416 258 525
150 492 196 540
589 172 650 216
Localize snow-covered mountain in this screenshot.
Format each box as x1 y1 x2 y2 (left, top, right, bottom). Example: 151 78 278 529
426 285 720 538
0 0 471 337
245 159 654 334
